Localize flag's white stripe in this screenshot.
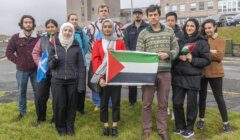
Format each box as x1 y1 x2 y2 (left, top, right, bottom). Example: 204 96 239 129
120 62 158 73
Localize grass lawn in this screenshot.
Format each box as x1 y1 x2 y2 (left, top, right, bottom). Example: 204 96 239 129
0 100 239 140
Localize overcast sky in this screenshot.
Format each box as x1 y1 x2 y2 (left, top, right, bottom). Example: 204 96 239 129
0 0 159 35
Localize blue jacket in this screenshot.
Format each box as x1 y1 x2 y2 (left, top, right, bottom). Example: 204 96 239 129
75 27 89 65
124 21 149 50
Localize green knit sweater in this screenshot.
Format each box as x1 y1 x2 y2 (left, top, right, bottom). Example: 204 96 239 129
136 24 179 72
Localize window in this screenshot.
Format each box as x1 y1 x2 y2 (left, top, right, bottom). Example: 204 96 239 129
180 4 185 11
233 1 237 11
218 0 223 12
191 3 196 11
238 0 240 10
223 1 227 12
165 6 169 14
228 1 232 11
172 5 177 12
81 0 84 5
81 7 85 17
199 2 205 10
208 1 214 9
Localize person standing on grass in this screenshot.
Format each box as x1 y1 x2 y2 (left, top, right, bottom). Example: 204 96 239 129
172 18 211 139
92 19 126 137
136 5 179 140
165 11 184 119
32 19 58 127
6 15 40 121
86 4 123 112
123 8 148 108
48 23 85 136
67 13 89 116
196 19 231 132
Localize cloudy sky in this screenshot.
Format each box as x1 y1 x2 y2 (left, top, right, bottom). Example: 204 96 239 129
0 0 159 35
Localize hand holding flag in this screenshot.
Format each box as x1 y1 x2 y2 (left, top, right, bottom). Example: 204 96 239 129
181 43 195 55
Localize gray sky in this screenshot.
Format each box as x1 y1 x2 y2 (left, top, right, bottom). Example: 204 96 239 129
0 0 159 35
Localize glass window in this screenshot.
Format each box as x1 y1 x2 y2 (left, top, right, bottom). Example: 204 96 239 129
191 3 197 11
172 5 177 12
238 0 240 10
199 2 205 10
208 1 214 9
218 0 223 12
165 6 169 14
180 4 185 12
233 1 237 11
223 1 227 12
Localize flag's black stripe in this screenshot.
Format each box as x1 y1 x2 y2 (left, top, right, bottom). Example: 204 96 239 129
109 73 156 83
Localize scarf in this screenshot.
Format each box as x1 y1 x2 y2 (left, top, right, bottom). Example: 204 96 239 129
58 22 75 48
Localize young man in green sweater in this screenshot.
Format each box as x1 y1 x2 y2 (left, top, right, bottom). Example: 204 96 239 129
136 5 179 140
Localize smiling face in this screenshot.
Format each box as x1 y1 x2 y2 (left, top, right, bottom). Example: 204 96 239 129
147 9 161 26
204 22 216 37
62 26 73 39
102 21 112 36
46 22 58 36
186 21 196 36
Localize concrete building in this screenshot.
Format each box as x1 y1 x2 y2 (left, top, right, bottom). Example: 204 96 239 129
67 0 121 26
160 0 240 25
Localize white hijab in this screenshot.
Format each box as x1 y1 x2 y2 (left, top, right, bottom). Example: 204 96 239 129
58 22 75 48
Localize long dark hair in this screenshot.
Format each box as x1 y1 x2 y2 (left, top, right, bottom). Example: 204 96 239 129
201 19 218 36
182 18 200 37
45 19 58 28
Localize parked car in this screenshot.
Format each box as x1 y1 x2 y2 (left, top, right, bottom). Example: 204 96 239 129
206 15 227 27
226 17 235 26
233 14 240 26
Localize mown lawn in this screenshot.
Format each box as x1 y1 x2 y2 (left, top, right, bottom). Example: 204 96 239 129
0 100 239 140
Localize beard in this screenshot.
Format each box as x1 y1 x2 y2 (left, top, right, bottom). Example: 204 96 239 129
23 26 34 32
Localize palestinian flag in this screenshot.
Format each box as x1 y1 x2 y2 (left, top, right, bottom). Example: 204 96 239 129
181 43 195 55
106 51 159 85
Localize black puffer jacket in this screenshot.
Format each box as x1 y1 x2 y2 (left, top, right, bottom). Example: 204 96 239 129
173 24 184 45
47 38 86 92
172 33 211 90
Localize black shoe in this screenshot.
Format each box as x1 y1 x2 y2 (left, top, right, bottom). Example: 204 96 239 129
173 128 184 135
102 127 110 136
181 130 194 139
111 127 118 137
196 120 205 129
16 113 24 121
79 110 85 116
67 129 75 136
223 123 231 132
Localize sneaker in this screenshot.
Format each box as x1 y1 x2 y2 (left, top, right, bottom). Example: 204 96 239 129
94 106 100 112
173 129 184 135
171 112 175 120
181 130 194 139
223 123 231 132
167 108 170 115
111 127 118 137
196 120 205 129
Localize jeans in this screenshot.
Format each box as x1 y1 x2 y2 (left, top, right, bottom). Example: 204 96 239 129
92 91 112 107
16 70 37 114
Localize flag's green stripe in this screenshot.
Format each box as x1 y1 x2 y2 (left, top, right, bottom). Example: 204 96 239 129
110 51 159 63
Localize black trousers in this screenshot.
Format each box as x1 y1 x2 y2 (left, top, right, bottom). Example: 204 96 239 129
77 66 86 112
100 85 121 123
199 77 228 122
128 86 137 104
35 75 51 121
172 85 198 131
77 91 86 112
51 78 77 133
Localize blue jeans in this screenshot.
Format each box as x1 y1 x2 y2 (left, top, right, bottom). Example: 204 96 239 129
92 91 112 107
16 70 37 114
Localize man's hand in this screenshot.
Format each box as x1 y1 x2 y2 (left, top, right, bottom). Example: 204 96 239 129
99 78 107 87
210 49 217 54
179 55 187 61
158 52 169 60
186 53 192 62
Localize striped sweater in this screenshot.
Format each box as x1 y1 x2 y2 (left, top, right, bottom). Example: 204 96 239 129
136 24 179 72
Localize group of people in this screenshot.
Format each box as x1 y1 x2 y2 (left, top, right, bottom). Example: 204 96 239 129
5 3 230 140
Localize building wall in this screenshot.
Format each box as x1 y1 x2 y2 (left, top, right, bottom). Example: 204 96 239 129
67 0 121 26
160 0 240 24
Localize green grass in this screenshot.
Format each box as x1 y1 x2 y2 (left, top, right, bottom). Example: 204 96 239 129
0 100 239 140
218 26 240 44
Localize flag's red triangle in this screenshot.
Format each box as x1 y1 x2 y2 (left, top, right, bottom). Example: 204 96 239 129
107 53 125 82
